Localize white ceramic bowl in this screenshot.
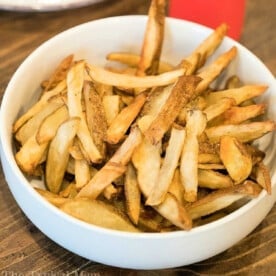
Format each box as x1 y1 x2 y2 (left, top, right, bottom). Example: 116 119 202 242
0 16 275 270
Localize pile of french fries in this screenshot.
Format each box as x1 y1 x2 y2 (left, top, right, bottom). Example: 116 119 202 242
13 0 275 232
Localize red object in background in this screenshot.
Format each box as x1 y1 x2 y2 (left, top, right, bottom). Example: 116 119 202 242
168 0 246 40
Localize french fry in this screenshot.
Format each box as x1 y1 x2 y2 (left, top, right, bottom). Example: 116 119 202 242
124 162 141 224
60 198 140 232
209 104 266 126
13 80 66 133
251 162 271 194
83 81 107 157
141 84 173 118
36 105 69 144
15 134 49 174
43 54 74 92
146 126 186 206
155 193 192 230
168 168 185 205
187 180 262 220
106 92 147 144
136 0 166 76
203 97 236 122
35 188 70 207
195 46 237 94
75 158 91 190
67 61 102 163
86 63 185 88
102 95 121 126
198 169 233 189
132 137 161 196
185 23 228 73
205 85 267 106
106 52 173 73
206 120 276 143
144 75 202 144
46 117 80 194
220 136 252 184
15 97 65 144
198 153 221 164
77 126 142 199
132 136 191 229
180 109 207 202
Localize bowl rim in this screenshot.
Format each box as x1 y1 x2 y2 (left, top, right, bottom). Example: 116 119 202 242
0 15 275 239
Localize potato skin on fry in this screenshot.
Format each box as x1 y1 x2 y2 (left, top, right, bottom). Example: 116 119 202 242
144 75 202 144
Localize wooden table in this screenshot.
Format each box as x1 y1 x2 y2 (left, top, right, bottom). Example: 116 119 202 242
0 0 275 274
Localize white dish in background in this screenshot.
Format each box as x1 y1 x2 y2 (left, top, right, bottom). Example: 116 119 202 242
0 0 103 12
0 16 275 269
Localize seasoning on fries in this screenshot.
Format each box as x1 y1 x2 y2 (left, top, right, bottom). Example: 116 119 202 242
13 0 275 232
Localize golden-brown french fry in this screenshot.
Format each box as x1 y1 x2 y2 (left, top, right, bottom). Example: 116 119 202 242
136 0 166 76
206 120 276 143
86 63 185 88
83 81 107 157
251 162 271 194
36 105 69 144
144 75 202 144
180 109 207 202
106 92 146 144
124 162 141 224
60 198 140 232
209 104 266 126
13 80 66 133
185 23 228 73
132 137 161 196
205 85 267 106
195 46 237 94
220 136 252 184
155 193 192 230
35 188 70 207
15 134 49 174
146 126 186 206
67 61 102 163
203 97 236 122
198 169 233 189
46 117 80 194
77 126 142 199
187 180 262 220
43 54 74 92
15 97 65 145
132 135 191 229
106 52 173 73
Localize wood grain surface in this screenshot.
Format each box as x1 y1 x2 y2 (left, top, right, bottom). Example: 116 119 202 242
0 0 275 275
